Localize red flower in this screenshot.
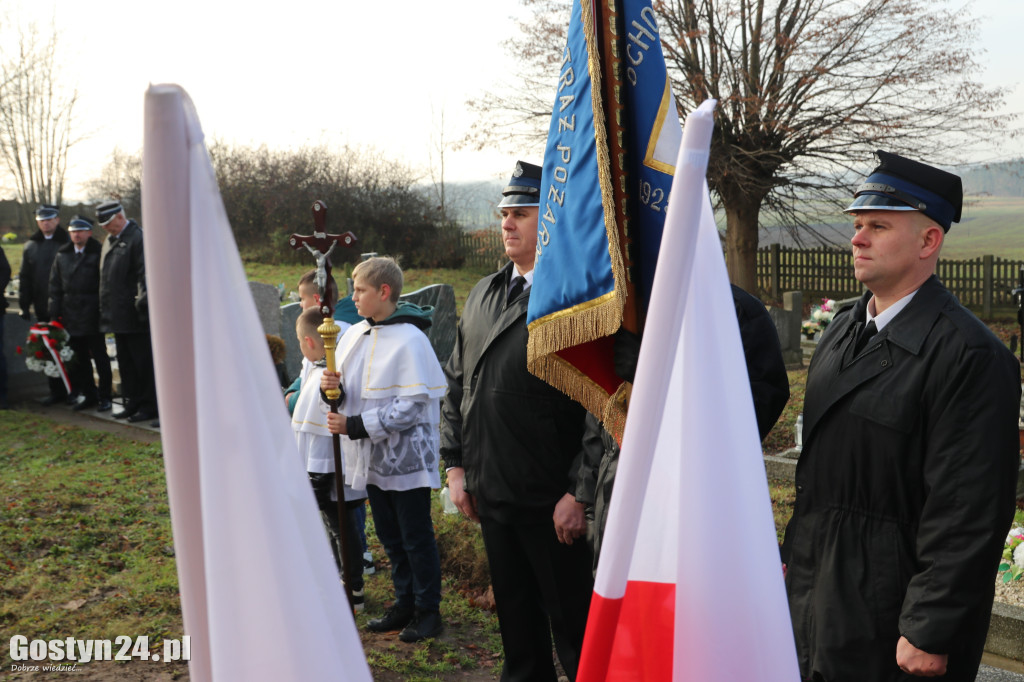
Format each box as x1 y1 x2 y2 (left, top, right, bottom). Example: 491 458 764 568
15 346 22 355
34 351 45 359
28 335 37 343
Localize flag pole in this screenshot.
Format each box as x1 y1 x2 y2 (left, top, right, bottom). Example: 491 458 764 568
592 0 639 334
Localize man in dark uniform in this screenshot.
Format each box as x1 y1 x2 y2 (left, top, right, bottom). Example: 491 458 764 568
20 204 71 405
441 161 592 681
49 216 113 412
97 201 157 424
577 284 790 570
781 151 1021 682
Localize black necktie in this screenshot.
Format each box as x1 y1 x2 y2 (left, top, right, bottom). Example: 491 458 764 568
507 276 525 305
853 320 877 355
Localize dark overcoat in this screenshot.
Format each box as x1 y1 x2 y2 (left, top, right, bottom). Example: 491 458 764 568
19 227 69 320
439 261 587 523
781 276 1020 682
99 220 148 334
48 238 103 336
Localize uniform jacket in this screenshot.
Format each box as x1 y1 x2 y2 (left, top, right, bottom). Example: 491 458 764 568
781 276 1020 682
19 227 69 320
99 220 148 334
440 261 587 524
48 238 103 336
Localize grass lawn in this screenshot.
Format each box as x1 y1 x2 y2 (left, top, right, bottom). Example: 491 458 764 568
0 409 503 679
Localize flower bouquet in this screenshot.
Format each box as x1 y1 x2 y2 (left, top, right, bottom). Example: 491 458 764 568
810 298 837 330
801 321 820 339
16 321 75 392
999 527 1024 583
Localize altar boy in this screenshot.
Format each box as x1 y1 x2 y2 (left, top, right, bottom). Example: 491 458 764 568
321 256 446 643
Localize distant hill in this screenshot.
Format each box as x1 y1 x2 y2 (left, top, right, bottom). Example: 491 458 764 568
418 180 504 231
959 159 1024 197
755 196 1024 260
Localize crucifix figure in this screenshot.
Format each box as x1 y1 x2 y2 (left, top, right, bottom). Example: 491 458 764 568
288 199 358 318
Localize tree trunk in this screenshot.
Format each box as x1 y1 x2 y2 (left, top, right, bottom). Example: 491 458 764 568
723 192 762 294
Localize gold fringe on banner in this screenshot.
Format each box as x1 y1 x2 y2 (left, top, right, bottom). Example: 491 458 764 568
525 0 631 433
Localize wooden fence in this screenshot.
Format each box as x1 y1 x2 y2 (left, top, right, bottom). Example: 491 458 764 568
452 235 1024 315
757 244 1024 315
458 230 505 272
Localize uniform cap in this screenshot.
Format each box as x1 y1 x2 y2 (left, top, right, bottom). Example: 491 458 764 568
35 204 59 220
845 150 962 232
497 161 542 208
68 215 94 232
96 201 124 226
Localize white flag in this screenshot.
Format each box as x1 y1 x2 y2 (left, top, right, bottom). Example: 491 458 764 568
143 84 372 681
578 100 800 681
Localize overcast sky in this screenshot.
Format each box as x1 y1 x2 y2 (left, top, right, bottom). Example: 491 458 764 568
1 0 1022 201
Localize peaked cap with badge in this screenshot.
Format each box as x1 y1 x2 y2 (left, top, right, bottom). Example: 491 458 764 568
497 161 542 208
845 150 963 232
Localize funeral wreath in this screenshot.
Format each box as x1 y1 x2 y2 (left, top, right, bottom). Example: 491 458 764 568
16 322 75 383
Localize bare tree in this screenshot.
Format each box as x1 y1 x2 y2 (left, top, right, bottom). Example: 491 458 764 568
0 20 79 228
84 147 142 218
461 0 569 155
468 0 1017 292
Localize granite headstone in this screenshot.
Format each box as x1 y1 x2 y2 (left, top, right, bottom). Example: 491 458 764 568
279 302 303 383
400 284 456 365
249 282 282 336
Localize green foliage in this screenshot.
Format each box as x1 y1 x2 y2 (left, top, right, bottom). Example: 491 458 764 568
206 142 468 269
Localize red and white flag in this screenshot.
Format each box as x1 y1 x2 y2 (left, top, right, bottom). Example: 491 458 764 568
142 84 372 682
577 100 800 681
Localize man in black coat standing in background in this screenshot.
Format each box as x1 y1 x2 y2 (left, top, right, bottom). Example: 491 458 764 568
19 204 70 405
49 216 112 412
97 201 157 424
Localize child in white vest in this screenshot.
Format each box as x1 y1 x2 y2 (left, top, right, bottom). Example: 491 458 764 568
321 256 446 643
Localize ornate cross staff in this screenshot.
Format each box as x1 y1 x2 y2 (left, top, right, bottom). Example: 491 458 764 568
290 199 360 613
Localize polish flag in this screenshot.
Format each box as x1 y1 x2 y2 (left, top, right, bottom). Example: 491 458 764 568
576 101 800 681
142 84 371 682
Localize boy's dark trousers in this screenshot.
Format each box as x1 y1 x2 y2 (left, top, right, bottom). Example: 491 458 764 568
365 485 441 612
308 472 364 592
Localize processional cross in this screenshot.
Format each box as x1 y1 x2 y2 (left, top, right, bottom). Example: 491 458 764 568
289 199 360 612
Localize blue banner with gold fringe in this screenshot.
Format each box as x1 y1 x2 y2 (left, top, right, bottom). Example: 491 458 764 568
526 0 681 437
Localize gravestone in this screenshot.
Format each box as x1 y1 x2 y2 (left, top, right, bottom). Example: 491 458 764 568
769 290 803 367
400 284 457 365
279 302 303 382
249 282 282 336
